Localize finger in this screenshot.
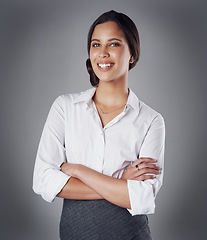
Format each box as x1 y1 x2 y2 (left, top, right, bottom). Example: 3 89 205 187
135 174 156 181
131 160 158 171
139 157 157 164
138 163 160 170
134 168 160 178
129 163 159 175
132 158 157 167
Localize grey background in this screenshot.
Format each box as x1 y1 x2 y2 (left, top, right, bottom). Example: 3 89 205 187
1 0 207 239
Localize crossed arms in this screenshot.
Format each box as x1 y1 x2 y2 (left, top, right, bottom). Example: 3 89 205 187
57 158 160 209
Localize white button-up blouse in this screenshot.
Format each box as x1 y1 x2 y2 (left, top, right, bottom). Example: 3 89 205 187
33 87 165 216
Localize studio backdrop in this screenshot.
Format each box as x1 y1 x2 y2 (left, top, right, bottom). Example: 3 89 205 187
1 1 207 239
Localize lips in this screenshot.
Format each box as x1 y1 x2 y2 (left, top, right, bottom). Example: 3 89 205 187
97 62 114 71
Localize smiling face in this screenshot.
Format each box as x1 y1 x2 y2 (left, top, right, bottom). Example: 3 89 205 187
89 21 132 83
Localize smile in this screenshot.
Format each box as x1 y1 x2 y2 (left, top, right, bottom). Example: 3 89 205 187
98 63 114 69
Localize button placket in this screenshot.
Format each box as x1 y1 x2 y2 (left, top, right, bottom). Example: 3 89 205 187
91 101 104 130
104 111 126 129
95 128 105 172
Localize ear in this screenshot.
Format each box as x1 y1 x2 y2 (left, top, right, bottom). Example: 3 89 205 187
129 56 134 64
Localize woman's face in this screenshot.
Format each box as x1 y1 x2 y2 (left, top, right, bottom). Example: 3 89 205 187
89 21 131 83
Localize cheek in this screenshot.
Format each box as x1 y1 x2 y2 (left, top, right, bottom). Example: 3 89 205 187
89 51 96 67
118 50 131 66
123 48 131 60
89 52 98 73
89 48 98 60
117 46 130 58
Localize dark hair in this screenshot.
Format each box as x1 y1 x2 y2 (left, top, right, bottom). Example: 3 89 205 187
86 10 140 87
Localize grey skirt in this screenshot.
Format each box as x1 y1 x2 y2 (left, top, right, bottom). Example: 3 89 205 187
59 199 152 240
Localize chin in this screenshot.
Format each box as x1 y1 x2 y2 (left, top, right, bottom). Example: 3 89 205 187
96 74 114 82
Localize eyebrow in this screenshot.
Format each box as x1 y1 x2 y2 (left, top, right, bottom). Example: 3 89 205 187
91 38 123 43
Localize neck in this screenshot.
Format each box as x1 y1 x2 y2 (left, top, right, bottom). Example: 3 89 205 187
93 77 129 107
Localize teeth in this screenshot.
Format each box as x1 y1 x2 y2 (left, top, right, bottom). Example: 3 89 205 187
98 63 113 68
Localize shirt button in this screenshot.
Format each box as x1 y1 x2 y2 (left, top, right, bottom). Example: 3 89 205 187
97 156 102 160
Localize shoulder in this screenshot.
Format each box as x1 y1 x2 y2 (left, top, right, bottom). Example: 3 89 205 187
53 88 94 106
54 91 81 104
138 100 165 127
129 88 164 123
139 100 163 118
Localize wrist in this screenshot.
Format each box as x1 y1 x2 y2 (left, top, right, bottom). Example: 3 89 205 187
73 164 83 179
60 162 67 173
60 162 81 177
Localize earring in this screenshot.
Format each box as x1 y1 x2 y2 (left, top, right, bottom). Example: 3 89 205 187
129 57 134 64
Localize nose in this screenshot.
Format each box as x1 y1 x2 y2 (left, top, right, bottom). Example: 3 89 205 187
99 46 110 58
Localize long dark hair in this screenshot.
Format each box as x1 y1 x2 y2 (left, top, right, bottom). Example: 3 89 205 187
86 10 140 87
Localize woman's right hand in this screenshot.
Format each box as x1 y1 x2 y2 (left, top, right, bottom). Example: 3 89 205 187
121 158 161 181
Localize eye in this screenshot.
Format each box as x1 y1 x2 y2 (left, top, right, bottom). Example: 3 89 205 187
92 43 100 47
110 42 120 47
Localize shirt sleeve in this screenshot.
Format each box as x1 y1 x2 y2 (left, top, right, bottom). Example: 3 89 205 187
32 96 70 202
127 113 165 215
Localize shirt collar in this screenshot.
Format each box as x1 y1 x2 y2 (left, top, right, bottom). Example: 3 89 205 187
72 88 97 106
72 87 140 112
126 88 140 112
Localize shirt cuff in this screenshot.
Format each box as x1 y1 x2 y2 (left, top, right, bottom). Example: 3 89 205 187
127 179 156 216
33 170 70 203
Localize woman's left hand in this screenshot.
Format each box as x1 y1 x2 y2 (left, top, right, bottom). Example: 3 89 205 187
121 158 160 181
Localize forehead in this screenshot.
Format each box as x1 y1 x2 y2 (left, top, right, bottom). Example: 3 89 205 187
92 21 126 40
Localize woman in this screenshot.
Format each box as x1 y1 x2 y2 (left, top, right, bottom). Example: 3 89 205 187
33 10 165 240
